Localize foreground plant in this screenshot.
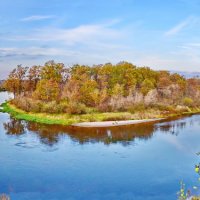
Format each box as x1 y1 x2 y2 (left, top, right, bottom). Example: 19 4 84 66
0 194 10 200
178 181 190 200
178 160 200 199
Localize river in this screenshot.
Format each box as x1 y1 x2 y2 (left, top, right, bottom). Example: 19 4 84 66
0 92 199 200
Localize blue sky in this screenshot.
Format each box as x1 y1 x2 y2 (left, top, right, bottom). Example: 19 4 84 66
1 0 200 78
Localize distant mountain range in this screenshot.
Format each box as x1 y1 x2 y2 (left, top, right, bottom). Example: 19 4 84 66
171 71 200 79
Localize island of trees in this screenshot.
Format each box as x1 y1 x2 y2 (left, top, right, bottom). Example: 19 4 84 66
2 60 200 125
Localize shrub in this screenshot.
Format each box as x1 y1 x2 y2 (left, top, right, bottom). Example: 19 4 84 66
127 103 146 114
11 97 89 114
11 97 31 112
29 100 42 113
65 102 87 114
183 97 194 107
97 103 112 112
41 101 64 114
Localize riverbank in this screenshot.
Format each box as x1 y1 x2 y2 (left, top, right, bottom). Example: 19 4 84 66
1 101 200 127
1 102 153 126
73 119 163 127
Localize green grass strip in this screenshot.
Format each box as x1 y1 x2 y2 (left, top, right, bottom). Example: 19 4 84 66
0 102 136 125
1 101 200 126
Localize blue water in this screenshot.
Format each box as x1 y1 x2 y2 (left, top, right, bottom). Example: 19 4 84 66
0 92 200 200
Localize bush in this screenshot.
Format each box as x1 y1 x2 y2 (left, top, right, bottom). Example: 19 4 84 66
152 104 176 113
11 97 31 112
11 97 89 114
29 100 42 113
127 103 146 114
41 101 65 114
183 97 194 107
97 103 112 112
65 102 87 114
12 97 42 113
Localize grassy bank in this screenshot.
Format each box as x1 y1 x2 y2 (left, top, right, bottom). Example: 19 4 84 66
0 102 138 125
1 101 200 126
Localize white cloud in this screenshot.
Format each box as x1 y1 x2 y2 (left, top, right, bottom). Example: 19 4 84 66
2 21 123 47
164 16 197 36
187 42 200 47
0 47 76 58
2 18 200 73
0 20 130 71
21 15 55 22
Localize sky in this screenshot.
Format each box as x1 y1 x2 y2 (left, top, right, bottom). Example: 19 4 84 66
1 0 200 78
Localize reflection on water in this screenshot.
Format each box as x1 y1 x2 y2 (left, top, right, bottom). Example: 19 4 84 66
3 117 176 146
1 92 200 200
156 119 187 135
3 115 191 147
4 118 25 136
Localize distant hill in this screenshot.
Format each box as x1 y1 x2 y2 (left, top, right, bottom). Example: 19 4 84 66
171 71 200 79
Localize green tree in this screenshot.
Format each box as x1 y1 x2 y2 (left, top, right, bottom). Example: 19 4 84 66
141 79 155 96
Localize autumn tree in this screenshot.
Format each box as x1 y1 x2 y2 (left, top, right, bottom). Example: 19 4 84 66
26 65 41 93
63 65 98 106
33 61 67 102
141 79 155 96
157 71 172 88
4 65 28 98
4 60 200 114
108 62 137 96
33 79 60 102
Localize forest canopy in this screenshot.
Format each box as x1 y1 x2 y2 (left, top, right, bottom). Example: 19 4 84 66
3 60 200 115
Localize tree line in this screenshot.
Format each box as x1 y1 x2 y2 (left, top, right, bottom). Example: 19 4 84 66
3 60 200 114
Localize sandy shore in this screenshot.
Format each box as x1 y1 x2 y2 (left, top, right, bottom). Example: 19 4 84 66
72 118 163 128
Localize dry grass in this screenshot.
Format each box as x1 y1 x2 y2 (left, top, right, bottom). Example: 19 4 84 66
1 101 200 126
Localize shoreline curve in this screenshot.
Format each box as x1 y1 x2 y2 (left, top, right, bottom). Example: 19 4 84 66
72 118 163 128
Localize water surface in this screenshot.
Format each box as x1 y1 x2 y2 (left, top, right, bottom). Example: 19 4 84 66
0 92 199 200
